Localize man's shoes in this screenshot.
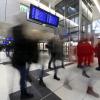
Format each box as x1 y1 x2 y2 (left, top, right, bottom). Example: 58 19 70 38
87 87 99 98
82 71 90 78
21 92 34 99
54 75 60 81
96 67 100 71
39 79 46 87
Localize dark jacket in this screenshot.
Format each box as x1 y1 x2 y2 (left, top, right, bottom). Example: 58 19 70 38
12 25 39 67
47 38 64 60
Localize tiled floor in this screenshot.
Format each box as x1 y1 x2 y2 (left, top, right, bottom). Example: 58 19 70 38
0 51 100 100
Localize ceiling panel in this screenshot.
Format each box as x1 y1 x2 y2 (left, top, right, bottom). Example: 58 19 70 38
41 0 62 8
93 6 100 20
91 0 100 20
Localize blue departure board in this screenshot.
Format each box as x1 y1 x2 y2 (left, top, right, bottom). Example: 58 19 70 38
47 14 59 27
29 4 59 27
35 8 47 23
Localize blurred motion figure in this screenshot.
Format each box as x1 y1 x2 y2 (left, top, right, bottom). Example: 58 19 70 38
46 36 64 80
11 13 40 99
76 38 99 98
95 40 100 70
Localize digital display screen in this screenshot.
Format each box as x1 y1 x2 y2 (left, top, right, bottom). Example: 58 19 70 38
35 8 47 23
29 4 59 27
29 4 47 24
47 14 59 27
31 7 36 19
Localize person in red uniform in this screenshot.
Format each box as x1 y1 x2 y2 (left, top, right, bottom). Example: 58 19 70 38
95 40 100 70
79 39 94 78
83 39 94 67
76 39 84 68
77 38 99 98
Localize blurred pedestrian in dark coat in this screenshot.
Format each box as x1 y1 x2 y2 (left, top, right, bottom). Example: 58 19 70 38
95 40 100 71
46 36 64 81
12 24 39 99
11 12 55 99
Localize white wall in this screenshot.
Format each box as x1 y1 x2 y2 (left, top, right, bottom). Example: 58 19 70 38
0 0 7 22
6 0 20 25
0 0 20 25
0 0 54 35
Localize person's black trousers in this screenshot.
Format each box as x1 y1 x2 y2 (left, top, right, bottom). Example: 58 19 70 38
48 56 53 68
48 56 58 76
49 55 64 68
17 65 29 94
39 65 44 80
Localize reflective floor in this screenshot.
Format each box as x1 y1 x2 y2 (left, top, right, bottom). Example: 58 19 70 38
0 51 100 100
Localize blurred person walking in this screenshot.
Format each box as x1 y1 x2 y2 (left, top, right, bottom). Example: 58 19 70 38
95 40 100 70
82 39 94 78
12 24 37 99
83 39 94 67
11 13 41 99
77 38 94 78
76 39 84 68
76 38 99 98
46 36 64 80
11 12 55 99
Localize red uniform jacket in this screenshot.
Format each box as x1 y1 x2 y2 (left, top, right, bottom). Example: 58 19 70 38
82 42 94 65
77 42 94 65
76 42 85 65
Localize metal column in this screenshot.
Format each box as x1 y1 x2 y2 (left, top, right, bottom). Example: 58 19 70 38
79 0 82 40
